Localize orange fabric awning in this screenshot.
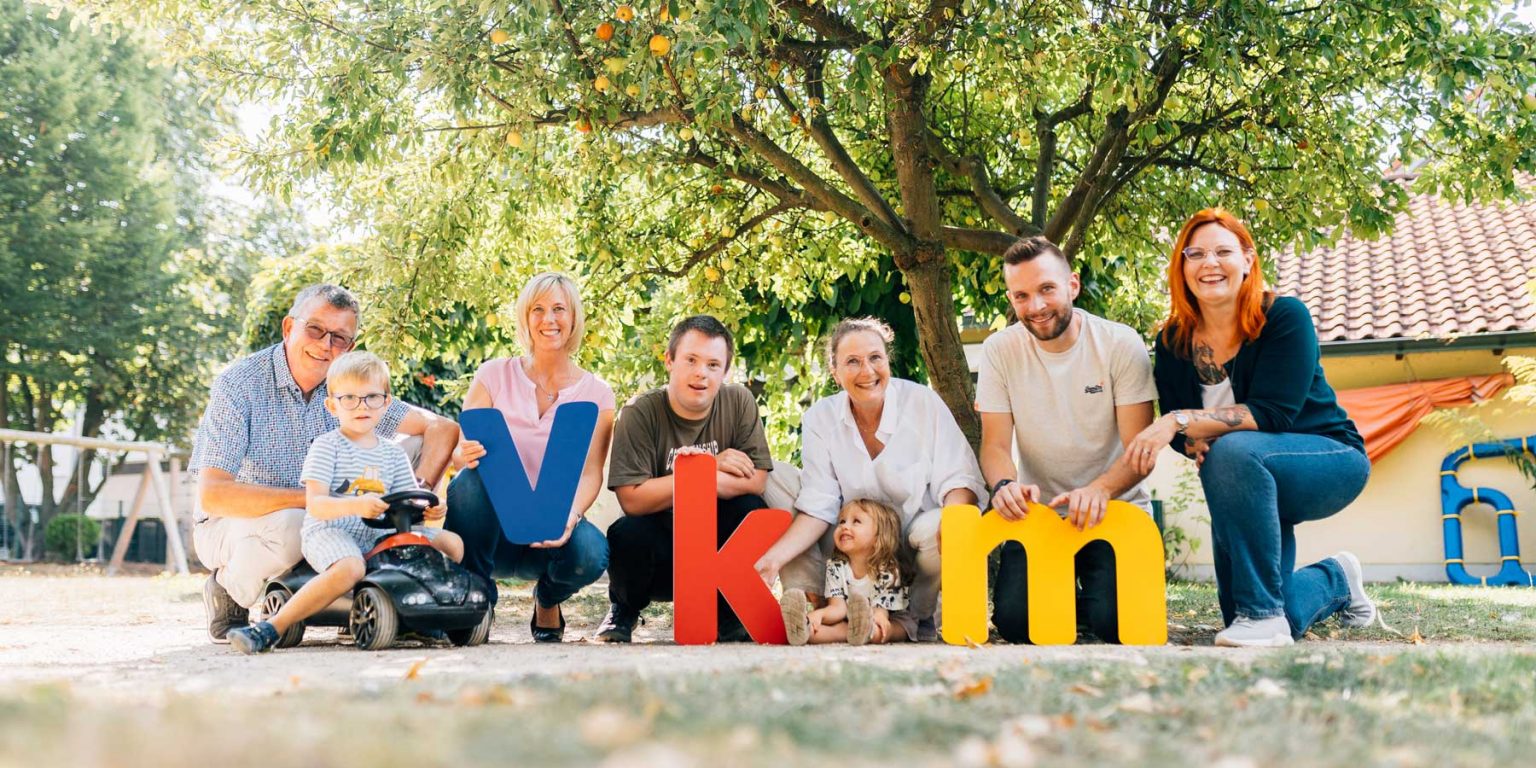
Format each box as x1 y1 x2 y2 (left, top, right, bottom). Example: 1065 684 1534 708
1335 373 1515 462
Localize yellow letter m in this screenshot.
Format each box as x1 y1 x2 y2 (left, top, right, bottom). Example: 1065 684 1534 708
940 501 1167 646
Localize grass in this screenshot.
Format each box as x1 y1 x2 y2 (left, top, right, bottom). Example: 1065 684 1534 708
488 577 1536 645
3 648 1534 767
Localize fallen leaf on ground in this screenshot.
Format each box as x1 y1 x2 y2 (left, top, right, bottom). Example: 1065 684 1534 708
1408 628 1425 645
953 675 994 700
1067 683 1103 697
404 659 427 680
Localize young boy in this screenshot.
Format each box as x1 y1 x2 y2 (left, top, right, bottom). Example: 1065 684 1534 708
227 351 464 654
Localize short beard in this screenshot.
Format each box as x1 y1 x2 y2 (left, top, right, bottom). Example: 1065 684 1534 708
1023 309 1073 342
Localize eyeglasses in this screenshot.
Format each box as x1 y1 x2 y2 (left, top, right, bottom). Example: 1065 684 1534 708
294 319 356 351
1181 246 1246 262
334 393 388 410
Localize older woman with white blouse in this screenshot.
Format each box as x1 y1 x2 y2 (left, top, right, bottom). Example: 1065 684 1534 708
755 317 986 640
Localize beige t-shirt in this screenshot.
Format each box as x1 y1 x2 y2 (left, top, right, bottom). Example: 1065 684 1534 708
975 309 1155 510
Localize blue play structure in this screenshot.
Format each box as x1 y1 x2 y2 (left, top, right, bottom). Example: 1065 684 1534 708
1440 436 1536 586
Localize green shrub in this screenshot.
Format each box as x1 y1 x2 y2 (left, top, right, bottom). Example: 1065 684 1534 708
44 514 102 561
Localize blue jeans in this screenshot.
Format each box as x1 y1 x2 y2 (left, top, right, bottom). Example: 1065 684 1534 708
444 467 609 609
1200 431 1369 639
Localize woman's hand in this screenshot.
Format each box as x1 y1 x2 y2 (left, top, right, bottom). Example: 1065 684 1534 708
452 439 486 470
530 511 580 549
1186 437 1215 468
1127 415 1179 475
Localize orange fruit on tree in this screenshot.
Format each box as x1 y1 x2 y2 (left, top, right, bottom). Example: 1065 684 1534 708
649 34 671 57
576 118 593 133
489 28 510 45
596 22 615 41
615 5 634 22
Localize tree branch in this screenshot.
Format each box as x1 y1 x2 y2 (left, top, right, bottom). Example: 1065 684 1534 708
1032 81 1094 229
721 114 911 252
640 200 797 278
787 64 904 232
924 131 1036 237
938 226 1017 255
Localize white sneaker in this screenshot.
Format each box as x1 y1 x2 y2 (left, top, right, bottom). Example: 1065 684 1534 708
1214 615 1294 647
1332 551 1376 628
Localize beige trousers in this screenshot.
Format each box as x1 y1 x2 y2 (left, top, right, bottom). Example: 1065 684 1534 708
193 508 306 608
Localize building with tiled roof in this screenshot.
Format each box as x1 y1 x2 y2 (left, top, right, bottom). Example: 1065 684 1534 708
1275 180 1536 355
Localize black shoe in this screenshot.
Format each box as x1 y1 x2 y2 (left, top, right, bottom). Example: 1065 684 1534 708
228 621 280 655
593 603 642 643
204 572 248 644
531 603 565 643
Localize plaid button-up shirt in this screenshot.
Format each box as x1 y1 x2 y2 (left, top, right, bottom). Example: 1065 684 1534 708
189 343 408 519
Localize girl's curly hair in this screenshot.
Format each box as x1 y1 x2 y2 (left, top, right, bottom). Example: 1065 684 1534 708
829 499 914 586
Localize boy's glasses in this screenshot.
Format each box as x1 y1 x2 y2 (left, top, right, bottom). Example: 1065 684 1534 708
334 393 388 410
296 320 356 351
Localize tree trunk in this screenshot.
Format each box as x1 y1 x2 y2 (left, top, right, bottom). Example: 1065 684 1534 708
901 250 980 450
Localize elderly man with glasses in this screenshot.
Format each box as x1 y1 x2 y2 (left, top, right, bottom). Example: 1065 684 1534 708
187 284 459 644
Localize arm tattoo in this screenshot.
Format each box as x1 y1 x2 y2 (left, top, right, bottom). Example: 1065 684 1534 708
1190 405 1250 428
1192 341 1227 385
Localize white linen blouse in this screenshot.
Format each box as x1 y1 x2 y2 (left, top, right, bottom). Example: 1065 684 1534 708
795 378 988 526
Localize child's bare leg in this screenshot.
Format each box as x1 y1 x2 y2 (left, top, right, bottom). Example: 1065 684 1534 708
431 530 464 563
870 607 908 644
807 620 850 644
269 557 365 633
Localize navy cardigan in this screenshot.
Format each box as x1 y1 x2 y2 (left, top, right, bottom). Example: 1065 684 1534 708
1153 295 1364 456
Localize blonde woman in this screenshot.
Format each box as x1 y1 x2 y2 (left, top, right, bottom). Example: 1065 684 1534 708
446 273 616 643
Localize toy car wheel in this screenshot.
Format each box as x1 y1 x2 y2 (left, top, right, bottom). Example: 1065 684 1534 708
350 585 398 651
447 607 493 647
259 586 306 649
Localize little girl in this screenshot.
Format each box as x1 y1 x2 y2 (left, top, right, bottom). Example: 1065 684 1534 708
781 499 912 645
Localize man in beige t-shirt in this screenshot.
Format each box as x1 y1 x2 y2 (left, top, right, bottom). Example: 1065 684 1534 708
976 236 1156 645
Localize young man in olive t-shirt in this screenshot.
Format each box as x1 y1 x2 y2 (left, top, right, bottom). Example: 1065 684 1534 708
595 315 774 642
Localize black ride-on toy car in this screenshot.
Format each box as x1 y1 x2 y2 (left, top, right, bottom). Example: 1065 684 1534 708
256 490 493 651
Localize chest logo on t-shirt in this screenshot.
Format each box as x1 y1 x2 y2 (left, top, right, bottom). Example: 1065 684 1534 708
1083 381 1105 395
335 466 386 496
665 441 720 472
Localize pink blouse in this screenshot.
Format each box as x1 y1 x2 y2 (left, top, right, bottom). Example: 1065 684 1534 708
469 357 617 484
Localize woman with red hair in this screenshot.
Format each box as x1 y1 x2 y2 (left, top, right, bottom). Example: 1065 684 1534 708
1125 209 1375 647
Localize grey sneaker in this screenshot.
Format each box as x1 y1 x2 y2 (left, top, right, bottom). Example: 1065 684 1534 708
203 572 248 644
1332 551 1376 628
780 589 811 646
1214 616 1294 647
846 594 875 646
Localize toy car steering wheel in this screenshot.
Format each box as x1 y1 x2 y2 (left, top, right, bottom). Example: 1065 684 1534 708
363 489 440 533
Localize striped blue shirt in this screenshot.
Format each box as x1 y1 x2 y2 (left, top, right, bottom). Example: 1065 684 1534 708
189 343 408 519
300 430 417 499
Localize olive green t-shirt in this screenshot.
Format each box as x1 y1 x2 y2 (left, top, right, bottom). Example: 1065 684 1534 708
607 384 774 489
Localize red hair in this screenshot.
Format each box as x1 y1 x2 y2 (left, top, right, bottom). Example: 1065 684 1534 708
1159 208 1271 359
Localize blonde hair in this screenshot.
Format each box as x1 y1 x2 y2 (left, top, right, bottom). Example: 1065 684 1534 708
829 499 913 586
514 272 585 354
326 350 391 390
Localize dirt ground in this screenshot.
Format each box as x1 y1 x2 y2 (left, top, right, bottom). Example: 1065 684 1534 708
0 564 1491 700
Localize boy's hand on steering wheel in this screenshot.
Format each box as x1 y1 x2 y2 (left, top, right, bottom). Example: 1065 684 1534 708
357 495 388 518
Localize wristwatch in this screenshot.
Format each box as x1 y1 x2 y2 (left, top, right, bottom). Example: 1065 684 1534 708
1172 411 1191 436
991 478 1015 496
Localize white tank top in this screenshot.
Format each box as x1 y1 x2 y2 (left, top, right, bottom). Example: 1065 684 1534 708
1201 378 1236 410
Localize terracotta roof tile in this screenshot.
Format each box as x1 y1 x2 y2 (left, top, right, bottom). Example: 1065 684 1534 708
1275 182 1536 342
